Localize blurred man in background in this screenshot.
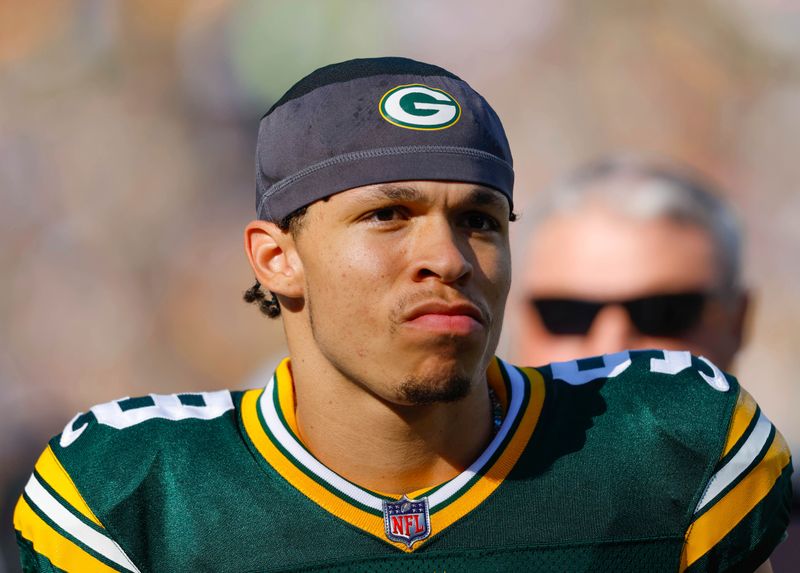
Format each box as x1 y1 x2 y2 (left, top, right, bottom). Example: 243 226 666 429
512 156 748 370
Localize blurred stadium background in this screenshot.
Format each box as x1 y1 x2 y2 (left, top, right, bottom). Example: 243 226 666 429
1 1 799 570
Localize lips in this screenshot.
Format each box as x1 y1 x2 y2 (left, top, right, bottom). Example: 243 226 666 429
406 301 485 323
403 300 486 335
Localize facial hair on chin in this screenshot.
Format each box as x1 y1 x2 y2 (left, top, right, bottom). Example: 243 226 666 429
398 374 472 405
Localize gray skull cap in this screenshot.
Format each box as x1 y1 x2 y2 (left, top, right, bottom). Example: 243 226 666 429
255 57 514 222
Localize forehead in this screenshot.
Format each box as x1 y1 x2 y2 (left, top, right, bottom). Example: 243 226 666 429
522 207 719 298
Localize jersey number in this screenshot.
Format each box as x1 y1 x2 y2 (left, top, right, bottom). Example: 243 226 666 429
550 349 729 391
60 391 234 447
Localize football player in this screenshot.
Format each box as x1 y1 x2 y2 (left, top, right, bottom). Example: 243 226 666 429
14 58 792 572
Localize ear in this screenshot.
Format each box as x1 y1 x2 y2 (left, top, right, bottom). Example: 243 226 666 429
243 221 304 298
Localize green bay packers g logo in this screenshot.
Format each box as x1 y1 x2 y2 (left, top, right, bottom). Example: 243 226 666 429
379 84 461 130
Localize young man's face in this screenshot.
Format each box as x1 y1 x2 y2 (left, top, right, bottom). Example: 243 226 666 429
292 180 512 405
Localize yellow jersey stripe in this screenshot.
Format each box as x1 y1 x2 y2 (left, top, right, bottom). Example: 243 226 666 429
14 496 120 573
275 359 300 437
429 366 544 534
680 431 792 570
722 389 758 458
34 446 103 527
241 389 402 549
271 361 414 501
695 412 772 513
486 358 509 411
22 475 140 571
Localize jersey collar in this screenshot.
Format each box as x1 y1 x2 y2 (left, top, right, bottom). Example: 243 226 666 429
240 357 545 552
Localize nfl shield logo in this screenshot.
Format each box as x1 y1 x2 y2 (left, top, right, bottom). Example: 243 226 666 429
382 495 431 548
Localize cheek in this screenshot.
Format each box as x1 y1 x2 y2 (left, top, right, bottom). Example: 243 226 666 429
476 245 511 302
340 243 400 293
306 240 400 319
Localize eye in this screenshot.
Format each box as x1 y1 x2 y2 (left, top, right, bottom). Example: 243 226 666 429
362 205 409 225
372 207 400 222
461 211 500 231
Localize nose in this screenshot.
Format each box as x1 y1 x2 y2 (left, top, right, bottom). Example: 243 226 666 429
411 217 473 284
585 304 640 355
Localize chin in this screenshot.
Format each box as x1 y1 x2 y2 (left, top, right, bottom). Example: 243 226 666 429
394 354 481 405
397 373 472 405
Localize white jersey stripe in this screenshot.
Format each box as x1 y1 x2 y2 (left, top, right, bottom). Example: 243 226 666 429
259 358 525 512
260 383 384 511
427 363 524 507
24 475 141 572
694 411 773 513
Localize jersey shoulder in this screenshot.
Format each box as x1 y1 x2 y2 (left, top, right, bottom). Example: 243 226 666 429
524 350 792 572
56 388 241 450
532 349 740 432
13 389 248 572
50 389 247 496
535 348 737 393
516 350 740 515
528 349 755 494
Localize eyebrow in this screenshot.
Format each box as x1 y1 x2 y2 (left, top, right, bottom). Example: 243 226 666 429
368 184 424 202
465 187 508 210
366 183 508 210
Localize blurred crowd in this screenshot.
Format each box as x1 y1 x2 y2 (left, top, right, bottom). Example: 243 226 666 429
2 0 800 570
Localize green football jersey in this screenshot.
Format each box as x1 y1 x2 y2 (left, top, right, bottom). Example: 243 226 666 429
14 350 792 572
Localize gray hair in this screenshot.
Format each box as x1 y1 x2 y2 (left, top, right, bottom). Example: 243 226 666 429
522 156 744 294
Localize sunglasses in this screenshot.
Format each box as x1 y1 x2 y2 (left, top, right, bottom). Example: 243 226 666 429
529 292 708 337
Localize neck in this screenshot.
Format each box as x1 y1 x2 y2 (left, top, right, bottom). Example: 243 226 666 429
288 354 494 495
